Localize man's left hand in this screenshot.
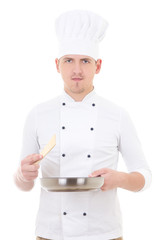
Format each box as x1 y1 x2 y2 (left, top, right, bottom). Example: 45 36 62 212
89 168 146 192
89 168 120 191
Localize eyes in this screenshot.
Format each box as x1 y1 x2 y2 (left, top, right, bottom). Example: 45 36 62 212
64 59 91 64
65 59 72 63
82 59 90 64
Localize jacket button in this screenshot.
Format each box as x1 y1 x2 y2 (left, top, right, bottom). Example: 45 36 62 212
87 155 91 158
63 212 67 215
92 103 96 107
83 212 87 216
62 154 66 157
90 127 94 131
62 126 65 129
62 102 66 106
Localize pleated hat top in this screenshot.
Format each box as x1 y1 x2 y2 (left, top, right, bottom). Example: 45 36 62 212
55 10 108 60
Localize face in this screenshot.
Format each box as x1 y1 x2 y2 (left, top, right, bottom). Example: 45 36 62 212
55 55 102 99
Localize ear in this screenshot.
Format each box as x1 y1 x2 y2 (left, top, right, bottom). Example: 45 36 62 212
55 58 60 73
95 59 102 74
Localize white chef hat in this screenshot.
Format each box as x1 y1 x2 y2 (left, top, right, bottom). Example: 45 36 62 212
55 10 108 60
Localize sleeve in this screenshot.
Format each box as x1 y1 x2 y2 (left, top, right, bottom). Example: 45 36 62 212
19 107 40 161
118 109 152 191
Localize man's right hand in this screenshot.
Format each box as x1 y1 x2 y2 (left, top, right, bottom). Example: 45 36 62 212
20 154 43 182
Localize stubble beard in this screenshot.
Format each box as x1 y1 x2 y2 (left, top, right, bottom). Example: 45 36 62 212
66 81 85 94
72 82 85 94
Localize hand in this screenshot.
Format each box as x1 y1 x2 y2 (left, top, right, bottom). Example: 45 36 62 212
89 168 120 191
19 154 42 182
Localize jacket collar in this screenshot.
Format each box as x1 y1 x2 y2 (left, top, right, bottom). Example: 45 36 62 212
62 89 96 103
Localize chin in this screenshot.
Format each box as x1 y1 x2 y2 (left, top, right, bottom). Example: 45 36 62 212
71 89 85 94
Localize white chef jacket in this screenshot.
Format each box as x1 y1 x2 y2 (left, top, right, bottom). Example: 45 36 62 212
20 90 151 240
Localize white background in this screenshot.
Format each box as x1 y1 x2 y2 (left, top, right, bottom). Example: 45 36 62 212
0 0 160 239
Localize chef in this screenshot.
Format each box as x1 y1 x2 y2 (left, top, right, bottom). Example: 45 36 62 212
14 10 151 240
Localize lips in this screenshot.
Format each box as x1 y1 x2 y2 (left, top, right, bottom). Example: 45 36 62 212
72 77 83 81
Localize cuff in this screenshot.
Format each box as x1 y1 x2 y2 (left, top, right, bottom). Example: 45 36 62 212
132 168 152 192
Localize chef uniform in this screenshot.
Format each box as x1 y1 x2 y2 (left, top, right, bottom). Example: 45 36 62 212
19 10 151 240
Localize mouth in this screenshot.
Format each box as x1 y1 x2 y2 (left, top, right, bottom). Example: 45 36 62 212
72 77 83 81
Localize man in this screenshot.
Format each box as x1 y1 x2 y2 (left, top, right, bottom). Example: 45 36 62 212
14 10 151 240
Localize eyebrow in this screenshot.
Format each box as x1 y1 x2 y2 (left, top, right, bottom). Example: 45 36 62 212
62 57 74 61
81 58 97 64
81 58 92 61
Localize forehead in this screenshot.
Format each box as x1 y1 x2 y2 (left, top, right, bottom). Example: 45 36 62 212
59 55 95 61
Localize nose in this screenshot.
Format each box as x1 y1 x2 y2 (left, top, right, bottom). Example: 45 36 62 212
73 62 82 75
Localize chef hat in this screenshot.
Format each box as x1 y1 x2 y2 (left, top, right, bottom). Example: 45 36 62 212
55 10 108 60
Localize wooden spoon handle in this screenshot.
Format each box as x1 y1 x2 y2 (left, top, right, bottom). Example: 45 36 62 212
35 134 56 164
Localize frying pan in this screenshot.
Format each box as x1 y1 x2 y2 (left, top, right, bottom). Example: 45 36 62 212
40 177 104 192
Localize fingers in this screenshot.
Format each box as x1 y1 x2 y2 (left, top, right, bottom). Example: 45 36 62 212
22 170 39 182
22 154 43 165
89 168 109 177
22 163 40 172
20 154 42 182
